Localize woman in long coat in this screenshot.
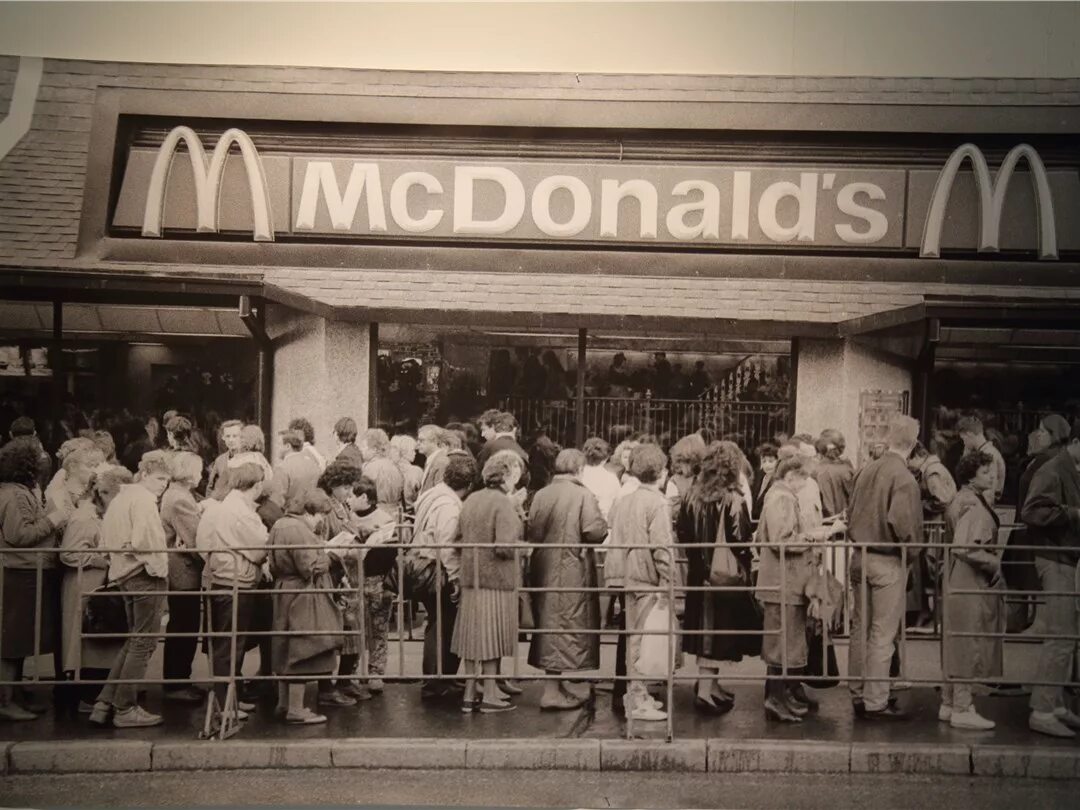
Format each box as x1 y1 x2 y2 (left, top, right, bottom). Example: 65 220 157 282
269 490 342 725
527 449 607 709
59 465 130 711
940 451 1004 731
677 441 761 715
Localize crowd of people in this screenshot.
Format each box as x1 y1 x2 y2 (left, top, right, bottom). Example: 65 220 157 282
0 404 1078 740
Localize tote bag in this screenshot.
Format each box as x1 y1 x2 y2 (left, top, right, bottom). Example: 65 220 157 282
637 597 674 678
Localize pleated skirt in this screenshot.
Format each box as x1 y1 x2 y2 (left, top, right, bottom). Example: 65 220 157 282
451 587 516 662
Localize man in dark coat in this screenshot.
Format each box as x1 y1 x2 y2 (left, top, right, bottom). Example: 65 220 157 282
1021 418 1080 739
477 411 530 491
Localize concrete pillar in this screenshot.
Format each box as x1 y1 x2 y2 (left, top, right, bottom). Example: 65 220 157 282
266 305 371 461
794 338 913 468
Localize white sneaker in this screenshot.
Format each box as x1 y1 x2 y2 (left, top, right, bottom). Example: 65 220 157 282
630 704 668 722
647 694 663 710
937 704 952 723
1030 711 1076 738
950 708 995 731
1053 707 1080 730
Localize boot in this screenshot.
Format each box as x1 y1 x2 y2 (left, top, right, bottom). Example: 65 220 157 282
764 667 802 723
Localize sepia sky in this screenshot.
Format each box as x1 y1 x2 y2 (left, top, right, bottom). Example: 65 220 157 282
0 1 1078 77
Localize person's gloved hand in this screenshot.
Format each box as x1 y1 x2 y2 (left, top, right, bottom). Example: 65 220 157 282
449 579 461 605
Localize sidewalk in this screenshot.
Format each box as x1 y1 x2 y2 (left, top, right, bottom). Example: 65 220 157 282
4 639 1079 778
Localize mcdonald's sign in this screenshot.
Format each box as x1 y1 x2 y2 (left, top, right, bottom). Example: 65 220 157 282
123 126 1072 258
919 143 1058 260
140 126 275 242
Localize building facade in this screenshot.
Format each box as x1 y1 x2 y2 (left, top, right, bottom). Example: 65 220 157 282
2 56 1079 501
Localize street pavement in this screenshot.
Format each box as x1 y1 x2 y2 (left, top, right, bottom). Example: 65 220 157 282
7 637 1074 751
3 767 1079 808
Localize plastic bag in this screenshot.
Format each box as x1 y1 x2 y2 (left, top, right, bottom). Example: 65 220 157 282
637 598 674 678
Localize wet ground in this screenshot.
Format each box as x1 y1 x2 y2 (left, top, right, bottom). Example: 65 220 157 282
6 636 1077 750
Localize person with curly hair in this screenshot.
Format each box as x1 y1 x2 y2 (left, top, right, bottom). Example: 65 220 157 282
678 441 761 716
359 428 404 514
389 434 424 512
665 433 707 523
453 450 525 713
0 438 72 721
269 489 342 725
315 460 367 707
45 439 104 517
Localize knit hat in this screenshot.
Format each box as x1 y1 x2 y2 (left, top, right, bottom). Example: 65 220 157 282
1040 414 1070 445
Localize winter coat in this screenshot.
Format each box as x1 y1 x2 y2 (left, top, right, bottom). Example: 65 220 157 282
526 476 607 672
268 515 343 675
942 487 1004 679
815 457 854 518
677 489 762 660
846 452 924 555
195 489 269 589
160 482 203 591
915 454 957 518
605 485 677 590
0 482 57 569
412 483 463 582
755 482 815 606
1021 448 1080 566
270 451 321 508
457 487 523 591
59 501 121 670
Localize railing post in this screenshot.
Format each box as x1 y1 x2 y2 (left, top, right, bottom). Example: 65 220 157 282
575 328 586 447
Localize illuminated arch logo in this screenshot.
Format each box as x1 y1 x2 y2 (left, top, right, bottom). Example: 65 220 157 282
920 143 1057 260
141 126 274 242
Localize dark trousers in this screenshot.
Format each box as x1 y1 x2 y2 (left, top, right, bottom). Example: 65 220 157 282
612 592 627 707
163 591 201 685
205 587 254 703
420 581 460 688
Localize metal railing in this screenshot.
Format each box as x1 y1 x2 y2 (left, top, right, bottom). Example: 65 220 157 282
1 526 1077 742
498 395 789 449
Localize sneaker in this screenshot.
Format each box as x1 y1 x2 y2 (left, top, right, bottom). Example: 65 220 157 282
938 704 952 723
1053 707 1080 731
285 708 327 725
237 700 256 712
366 679 385 694
112 705 163 728
341 682 373 701
630 704 668 722
87 701 113 726
1029 711 1076 739
0 702 38 721
950 708 995 731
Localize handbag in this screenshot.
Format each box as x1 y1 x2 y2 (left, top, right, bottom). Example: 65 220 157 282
709 506 745 587
83 583 128 637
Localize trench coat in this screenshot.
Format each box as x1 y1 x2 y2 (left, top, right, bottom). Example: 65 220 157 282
677 490 762 661
59 501 123 671
526 476 607 672
754 482 815 606
268 515 343 676
942 487 1004 679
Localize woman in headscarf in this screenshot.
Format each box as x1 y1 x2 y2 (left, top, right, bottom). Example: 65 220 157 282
677 441 761 715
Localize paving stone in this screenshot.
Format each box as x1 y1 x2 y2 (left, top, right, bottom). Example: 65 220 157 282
707 739 850 773
333 738 466 769
850 742 970 775
10 740 152 773
152 740 332 770
466 739 600 771
972 745 1080 779
600 739 707 772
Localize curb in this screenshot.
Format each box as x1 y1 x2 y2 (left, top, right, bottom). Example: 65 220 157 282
2 738 1079 778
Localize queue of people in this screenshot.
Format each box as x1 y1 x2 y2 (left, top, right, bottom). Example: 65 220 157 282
0 408 1077 742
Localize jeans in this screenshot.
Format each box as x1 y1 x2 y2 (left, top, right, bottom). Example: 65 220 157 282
205 586 255 703
419 575 460 688
848 551 906 712
1030 557 1079 714
97 571 166 711
625 591 656 710
942 683 973 712
162 591 200 685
